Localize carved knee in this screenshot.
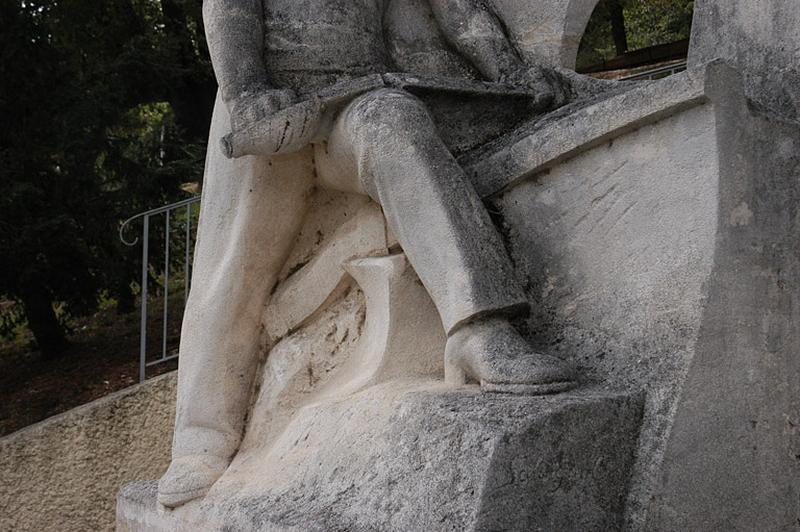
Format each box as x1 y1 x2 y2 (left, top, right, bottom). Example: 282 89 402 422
347 88 434 145
343 88 438 197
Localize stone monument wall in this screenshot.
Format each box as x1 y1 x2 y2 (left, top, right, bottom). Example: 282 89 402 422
690 0 800 119
483 63 800 530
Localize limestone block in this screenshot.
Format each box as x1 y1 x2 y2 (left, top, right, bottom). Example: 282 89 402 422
117 384 643 532
689 0 800 119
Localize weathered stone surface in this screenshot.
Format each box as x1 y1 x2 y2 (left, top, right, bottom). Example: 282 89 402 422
690 0 800 120
263 203 387 343
163 0 584 510
1 373 176 532
118 0 800 528
118 384 643 532
485 62 800 530
246 252 446 455
460 70 699 198
119 59 800 531
644 65 800 531
386 0 603 71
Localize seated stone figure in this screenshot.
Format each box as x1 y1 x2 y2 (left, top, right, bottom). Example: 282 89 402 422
158 0 579 508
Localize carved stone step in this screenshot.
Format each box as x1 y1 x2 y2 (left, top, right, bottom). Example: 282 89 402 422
117 384 642 532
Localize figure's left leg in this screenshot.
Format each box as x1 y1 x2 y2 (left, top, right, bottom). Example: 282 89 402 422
317 88 575 394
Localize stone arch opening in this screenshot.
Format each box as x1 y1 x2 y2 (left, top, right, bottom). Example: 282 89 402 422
575 0 695 76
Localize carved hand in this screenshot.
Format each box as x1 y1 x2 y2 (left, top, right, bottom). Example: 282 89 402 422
229 86 297 133
500 65 569 113
222 92 324 159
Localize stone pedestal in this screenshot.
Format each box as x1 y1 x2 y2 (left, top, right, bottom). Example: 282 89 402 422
118 384 642 531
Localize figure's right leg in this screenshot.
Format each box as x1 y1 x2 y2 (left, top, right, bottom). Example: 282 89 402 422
158 93 314 508
320 89 575 395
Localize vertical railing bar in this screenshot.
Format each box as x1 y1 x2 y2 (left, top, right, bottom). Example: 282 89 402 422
122 196 200 378
185 203 191 303
163 210 170 361
139 215 150 383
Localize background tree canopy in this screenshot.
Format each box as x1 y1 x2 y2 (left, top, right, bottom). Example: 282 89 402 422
0 0 215 357
577 0 695 71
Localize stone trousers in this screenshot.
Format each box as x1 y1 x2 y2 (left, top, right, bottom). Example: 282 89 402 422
172 88 528 460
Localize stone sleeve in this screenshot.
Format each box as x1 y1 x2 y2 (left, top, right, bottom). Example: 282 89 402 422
203 0 270 105
425 0 519 81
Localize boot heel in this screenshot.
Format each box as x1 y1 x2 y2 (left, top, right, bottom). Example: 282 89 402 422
444 357 467 386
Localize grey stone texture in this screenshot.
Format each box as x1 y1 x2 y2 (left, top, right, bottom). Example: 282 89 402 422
120 61 800 531
643 64 800 532
485 62 800 531
689 0 800 120
0 372 176 532
118 384 643 532
491 0 602 68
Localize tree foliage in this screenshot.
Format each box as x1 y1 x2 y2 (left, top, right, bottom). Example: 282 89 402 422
577 0 695 70
0 0 214 357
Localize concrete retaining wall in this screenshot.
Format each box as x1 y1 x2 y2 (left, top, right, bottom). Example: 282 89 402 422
0 372 176 532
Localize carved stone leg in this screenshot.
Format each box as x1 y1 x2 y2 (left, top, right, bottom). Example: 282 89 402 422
318 88 576 394
157 93 315 508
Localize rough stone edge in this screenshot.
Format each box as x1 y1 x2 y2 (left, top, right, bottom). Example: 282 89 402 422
117 386 644 532
464 66 712 198
118 480 196 532
639 57 800 531
0 371 176 443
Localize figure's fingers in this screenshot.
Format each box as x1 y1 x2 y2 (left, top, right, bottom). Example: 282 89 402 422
230 89 299 133
255 89 297 115
230 100 263 132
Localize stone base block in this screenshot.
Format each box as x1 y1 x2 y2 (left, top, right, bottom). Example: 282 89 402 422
118 383 642 531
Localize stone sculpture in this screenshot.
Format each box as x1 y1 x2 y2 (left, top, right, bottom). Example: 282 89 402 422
116 1 800 530
156 0 592 509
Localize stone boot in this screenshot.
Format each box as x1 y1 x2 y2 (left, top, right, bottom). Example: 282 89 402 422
157 454 229 508
445 317 576 394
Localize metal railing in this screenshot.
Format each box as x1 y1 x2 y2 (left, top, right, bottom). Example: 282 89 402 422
120 196 201 382
620 60 688 81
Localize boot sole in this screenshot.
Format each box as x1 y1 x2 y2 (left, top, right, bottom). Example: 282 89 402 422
481 380 576 395
157 485 210 509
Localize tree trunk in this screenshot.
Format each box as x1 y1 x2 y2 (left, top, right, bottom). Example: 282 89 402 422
115 279 136 315
160 0 216 140
608 0 629 56
19 286 69 358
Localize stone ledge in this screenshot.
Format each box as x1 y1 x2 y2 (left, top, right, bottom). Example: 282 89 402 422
461 62 731 198
118 383 643 532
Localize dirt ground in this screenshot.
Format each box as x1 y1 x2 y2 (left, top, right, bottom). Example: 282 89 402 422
0 299 182 437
